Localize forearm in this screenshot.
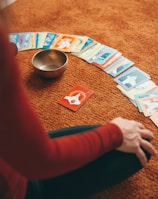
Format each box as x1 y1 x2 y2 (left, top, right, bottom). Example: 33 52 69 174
1 99 123 180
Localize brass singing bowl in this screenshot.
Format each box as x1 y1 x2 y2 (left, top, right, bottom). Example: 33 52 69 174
32 49 68 79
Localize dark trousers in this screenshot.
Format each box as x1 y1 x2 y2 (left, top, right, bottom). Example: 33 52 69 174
26 125 150 199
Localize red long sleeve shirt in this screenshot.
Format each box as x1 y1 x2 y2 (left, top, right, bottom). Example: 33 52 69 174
0 19 123 199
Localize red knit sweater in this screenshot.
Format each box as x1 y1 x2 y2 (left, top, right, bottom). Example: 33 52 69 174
0 19 123 199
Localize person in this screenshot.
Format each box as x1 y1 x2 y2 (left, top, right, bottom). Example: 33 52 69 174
0 7 157 199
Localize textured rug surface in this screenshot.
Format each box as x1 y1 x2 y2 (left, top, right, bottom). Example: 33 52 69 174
4 0 158 198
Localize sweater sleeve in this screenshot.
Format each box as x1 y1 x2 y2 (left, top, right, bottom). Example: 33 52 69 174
0 19 123 180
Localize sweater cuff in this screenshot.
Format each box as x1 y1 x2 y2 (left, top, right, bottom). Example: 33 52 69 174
100 123 123 150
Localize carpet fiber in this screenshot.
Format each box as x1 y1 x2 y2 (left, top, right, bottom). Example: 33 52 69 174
4 0 158 198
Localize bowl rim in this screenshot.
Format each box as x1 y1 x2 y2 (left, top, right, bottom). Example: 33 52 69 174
32 49 68 72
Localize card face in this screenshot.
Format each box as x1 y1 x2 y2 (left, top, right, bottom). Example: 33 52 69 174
78 37 96 53
146 86 158 94
135 92 158 113
36 32 48 48
87 45 114 64
116 80 157 100
52 34 78 52
137 95 158 116
29 32 37 49
104 56 134 77
96 52 122 70
87 45 105 64
43 32 58 49
73 42 97 60
9 33 18 44
16 32 32 51
76 42 103 61
70 36 88 53
92 47 118 66
150 112 158 127
82 43 104 61
114 66 150 91
58 84 94 111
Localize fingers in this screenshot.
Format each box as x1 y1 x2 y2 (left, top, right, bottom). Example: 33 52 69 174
136 139 157 167
135 121 145 129
111 117 157 167
140 139 157 156
139 128 154 141
136 147 148 167
135 120 154 140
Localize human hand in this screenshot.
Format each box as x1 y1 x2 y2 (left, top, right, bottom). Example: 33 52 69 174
110 117 157 167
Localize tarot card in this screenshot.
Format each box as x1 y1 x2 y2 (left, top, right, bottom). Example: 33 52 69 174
82 43 105 61
105 56 134 77
129 98 137 107
36 32 48 48
58 84 94 112
43 32 58 49
92 47 118 67
137 95 158 116
9 33 18 44
150 112 158 127
97 52 122 70
116 80 157 100
135 92 158 113
114 66 151 91
16 32 32 51
52 34 78 52
87 44 115 64
146 86 158 94
29 32 37 49
74 42 102 61
70 35 88 53
78 37 96 53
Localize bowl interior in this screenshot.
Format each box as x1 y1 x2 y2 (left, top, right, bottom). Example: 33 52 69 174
32 49 67 71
